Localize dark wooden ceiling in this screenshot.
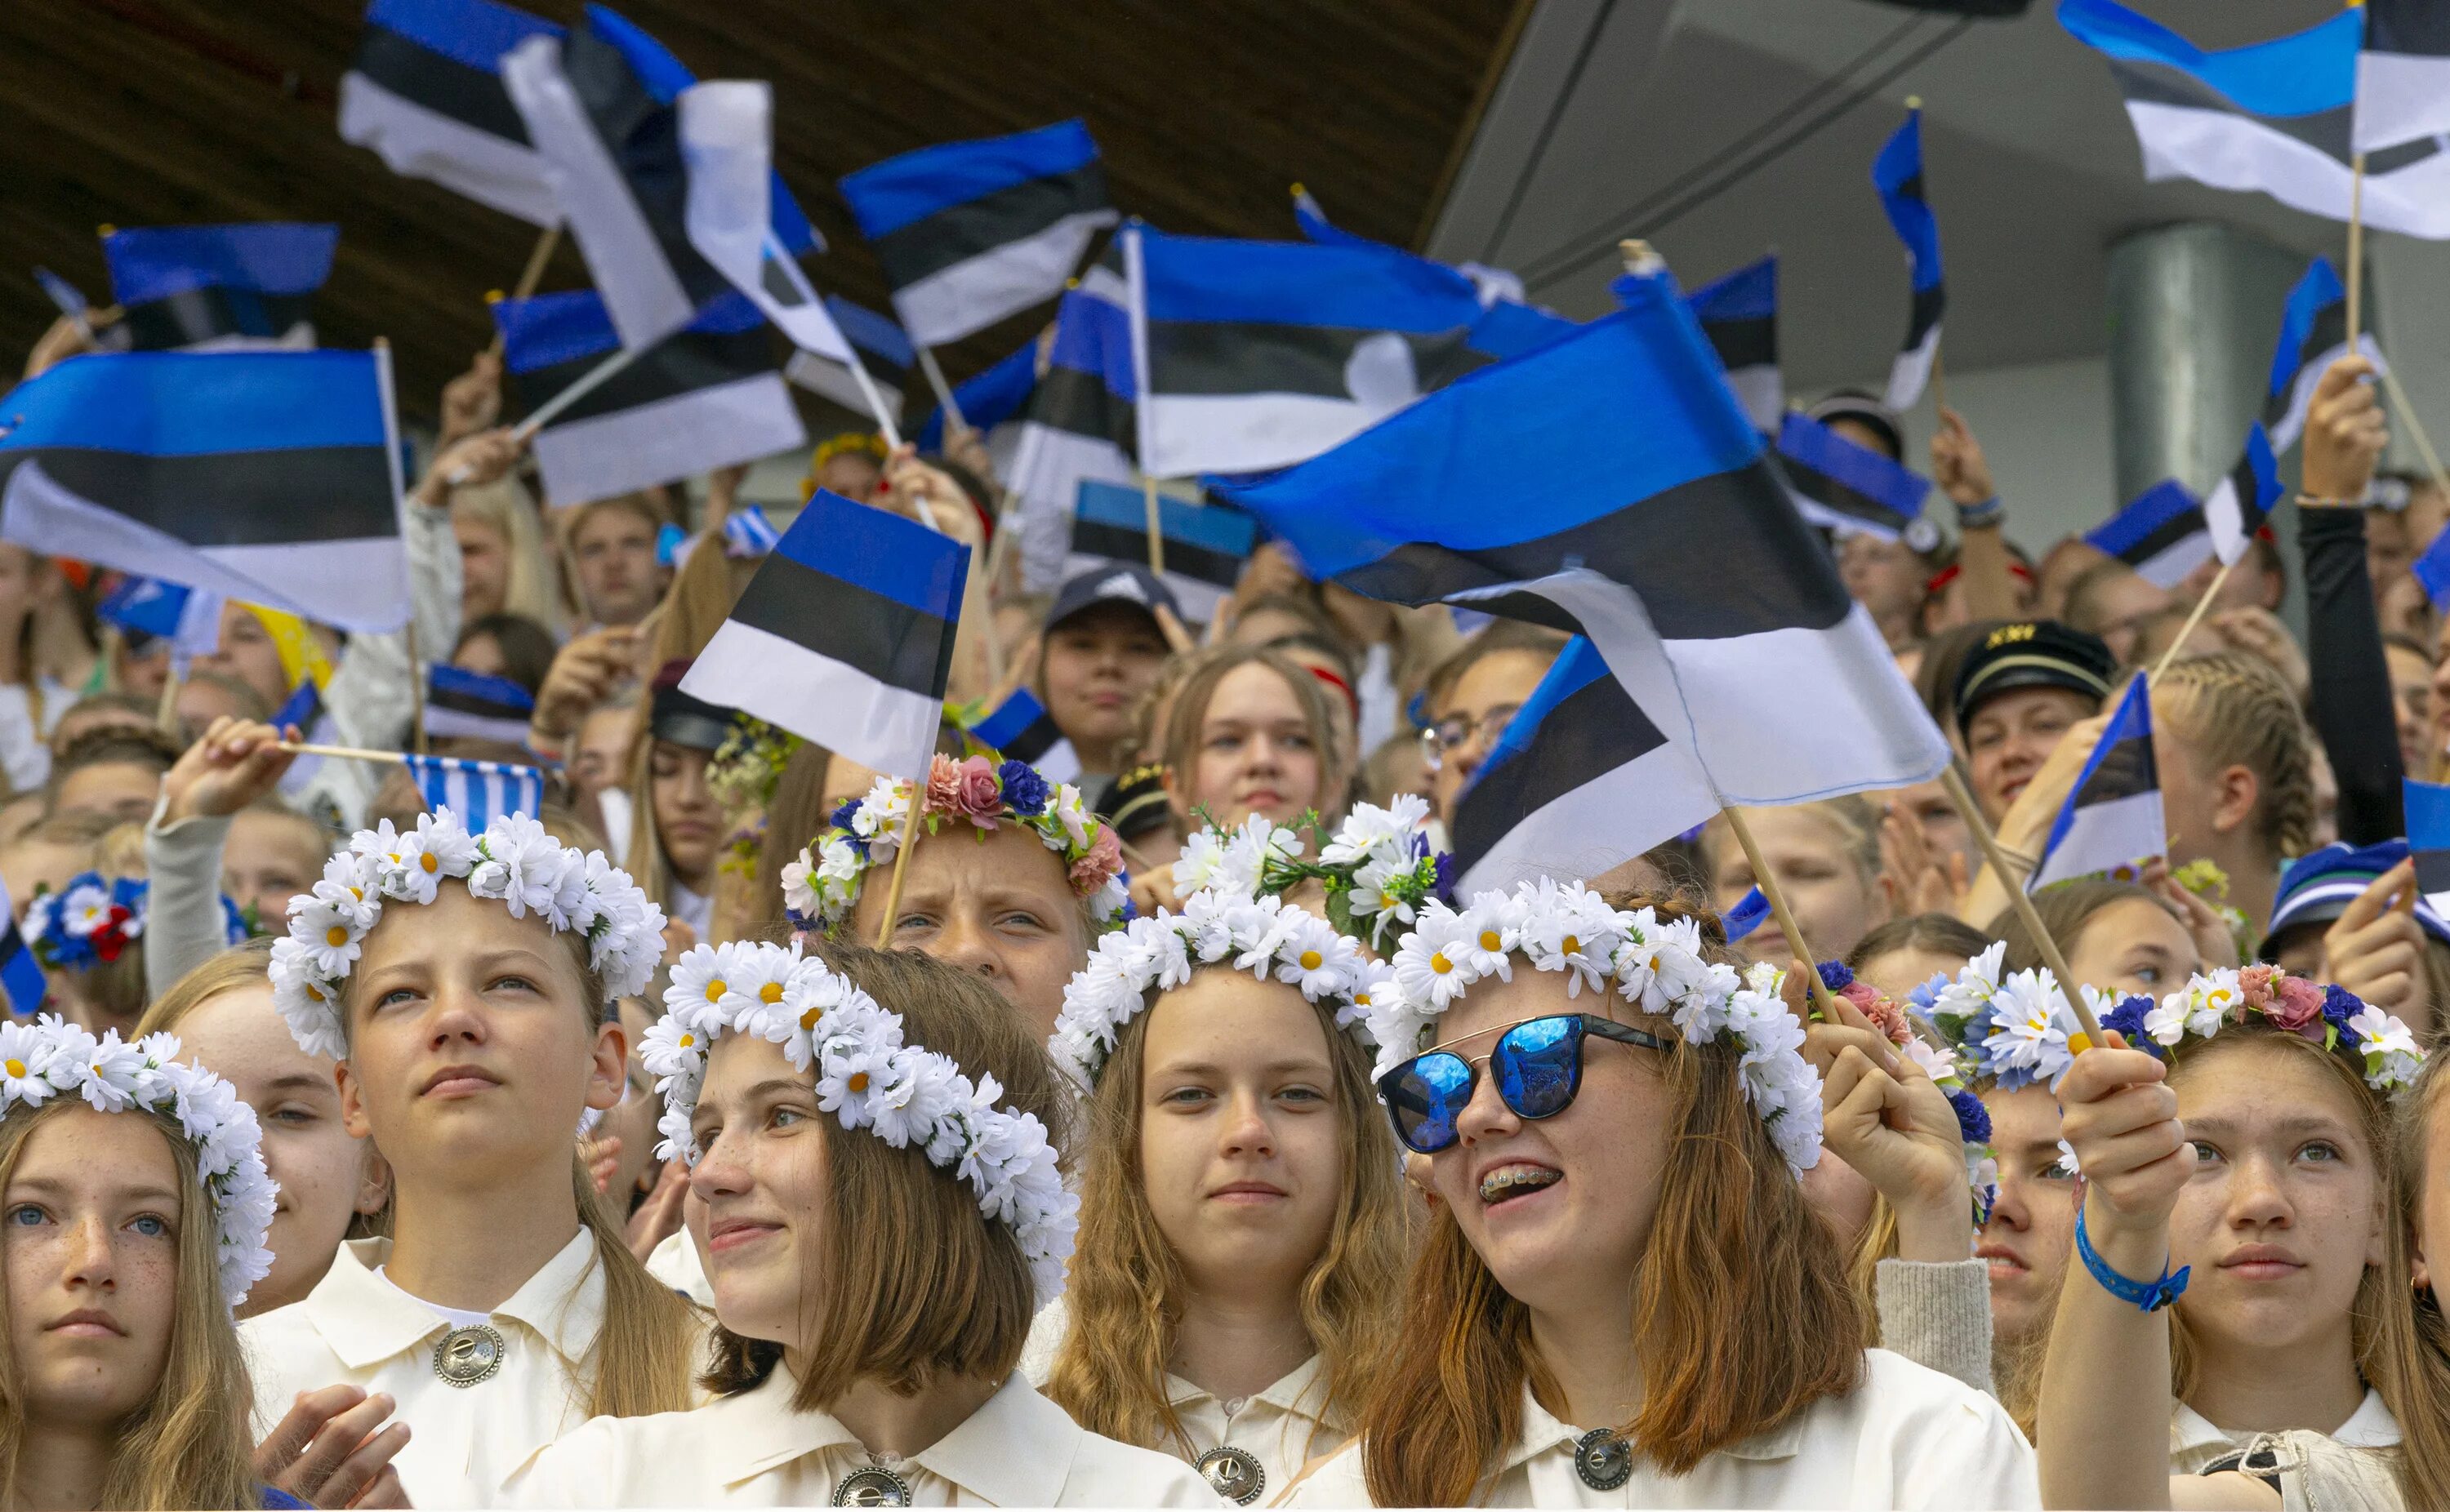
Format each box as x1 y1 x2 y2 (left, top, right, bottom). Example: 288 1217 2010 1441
0 0 1524 428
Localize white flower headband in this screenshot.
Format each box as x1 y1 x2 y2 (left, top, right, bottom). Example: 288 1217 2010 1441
1172 798 1447 950
1370 879 1824 1175
268 809 666 1062
642 941 1077 1304
1049 885 1391 1092
0 1017 275 1308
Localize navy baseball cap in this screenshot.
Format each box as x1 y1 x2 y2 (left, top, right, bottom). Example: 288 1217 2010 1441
1046 563 1182 634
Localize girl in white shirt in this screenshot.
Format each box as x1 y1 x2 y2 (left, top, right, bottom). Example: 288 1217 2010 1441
1283 881 2038 1509
1036 808 1421 1505
241 808 702 1506
514 940 1216 1507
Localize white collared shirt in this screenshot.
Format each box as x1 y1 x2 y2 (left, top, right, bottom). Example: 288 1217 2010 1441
645 1225 715 1306
506 1366 1226 1507
241 1231 644 1507
2168 1386 2402 1474
1278 1349 2038 1509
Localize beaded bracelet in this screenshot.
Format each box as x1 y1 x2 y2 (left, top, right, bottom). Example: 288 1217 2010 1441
2074 1206 2189 1312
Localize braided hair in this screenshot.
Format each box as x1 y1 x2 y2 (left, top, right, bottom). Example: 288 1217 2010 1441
2154 651 2316 861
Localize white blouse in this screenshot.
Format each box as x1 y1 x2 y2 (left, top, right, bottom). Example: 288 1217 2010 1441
645 1225 715 1306
242 1231 688 1507
507 1365 1226 1507
2169 1387 2401 1474
1277 1349 2038 1509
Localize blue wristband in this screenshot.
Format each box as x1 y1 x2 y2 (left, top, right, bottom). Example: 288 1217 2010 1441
1955 493 2005 529
2074 1206 2189 1312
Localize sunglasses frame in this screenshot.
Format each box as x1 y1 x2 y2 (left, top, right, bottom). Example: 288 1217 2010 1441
1376 1013 1672 1154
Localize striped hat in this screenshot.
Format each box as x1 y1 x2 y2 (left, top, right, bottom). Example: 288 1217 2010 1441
2266 839 2450 952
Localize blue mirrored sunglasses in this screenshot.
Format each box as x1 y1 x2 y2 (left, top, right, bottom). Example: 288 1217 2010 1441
1376 1014 1670 1155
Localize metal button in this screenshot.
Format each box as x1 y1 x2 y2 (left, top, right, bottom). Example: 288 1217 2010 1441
431 1323 506 1387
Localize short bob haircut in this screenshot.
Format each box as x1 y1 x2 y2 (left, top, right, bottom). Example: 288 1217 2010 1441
700 944 1078 1407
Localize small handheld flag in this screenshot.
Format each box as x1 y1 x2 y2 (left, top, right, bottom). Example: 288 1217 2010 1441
271 678 326 739
1067 482 1258 622
2028 674 2163 891
2356 0 2450 155
2203 423 2283 567
1682 255 1781 434
2262 259 2385 456
424 664 537 745
0 881 46 1016
675 81 861 371
722 508 782 558
1873 109 1945 411
2413 522 2450 611
680 489 970 780
1773 412 1936 546
1722 886 1771 943
964 687 1080 784
2084 479 2210 589
101 224 338 352
1004 266 1138 592
97 576 225 661
917 340 1040 455
2407 777 2450 910
338 0 568 225
404 754 546 829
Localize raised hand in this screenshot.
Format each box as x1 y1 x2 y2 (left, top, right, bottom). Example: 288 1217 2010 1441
162 718 298 825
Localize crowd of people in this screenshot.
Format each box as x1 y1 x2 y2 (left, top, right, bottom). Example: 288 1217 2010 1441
2 295 2447 1512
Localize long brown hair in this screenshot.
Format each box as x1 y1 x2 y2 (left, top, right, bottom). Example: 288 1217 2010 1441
0 1101 259 1510
1045 980 1410 1456
2367 1052 2450 1508
1356 896 1864 1505
1161 645 1356 827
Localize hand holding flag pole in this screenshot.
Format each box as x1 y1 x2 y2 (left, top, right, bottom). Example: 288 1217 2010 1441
1937 765 2107 1047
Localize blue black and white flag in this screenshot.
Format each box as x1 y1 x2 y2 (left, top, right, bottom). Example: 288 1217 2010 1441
2405 776 2450 909
839 120 1118 348
1005 265 1138 592
96 576 224 661
406 754 546 827
1873 109 1945 411
493 287 803 507
1683 255 1780 433
1773 412 1936 546
101 224 337 352
2356 0 2450 155
0 350 410 633
2262 258 2384 456
1291 183 1528 308
2205 422 2284 567
424 663 536 745
2029 673 2163 891
964 687 1079 785
2083 478 2210 589
918 339 1040 457
1067 480 1258 622
271 675 343 807
674 80 860 373
681 488 970 780
1127 222 1576 478
2058 0 2450 239
786 296 911 422
1212 260 1949 843
0 879 47 1016
338 0 567 225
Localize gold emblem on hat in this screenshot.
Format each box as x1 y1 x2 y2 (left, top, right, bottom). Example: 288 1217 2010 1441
431 1323 505 1387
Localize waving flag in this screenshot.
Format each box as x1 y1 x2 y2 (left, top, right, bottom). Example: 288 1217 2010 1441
674 81 859 371
787 296 912 421
2205 423 2284 567
1005 266 1138 591
0 879 46 1016
2058 0 2450 238
1292 184 1529 308
1873 109 1945 411
2029 674 2163 891
0 350 409 633
2355 0 2450 154
1684 255 1780 433
840 120 1118 348
2084 479 2210 589
493 288 803 507
102 225 337 352
1773 412 1935 545
1210 262 1948 816
2406 777 2450 912
918 340 1039 456
681 489 969 780
964 687 1079 784
406 754 546 827
1067 481 1258 622
424 663 537 745
2262 258 2383 456
97 576 224 660
1722 886 1771 943
338 0 566 224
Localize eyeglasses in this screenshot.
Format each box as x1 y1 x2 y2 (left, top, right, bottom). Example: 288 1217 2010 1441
1376 1014 1670 1154
1417 704 1523 772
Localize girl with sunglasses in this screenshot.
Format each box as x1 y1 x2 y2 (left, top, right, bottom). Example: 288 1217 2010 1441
1285 882 2037 1507
1035 808 1423 1506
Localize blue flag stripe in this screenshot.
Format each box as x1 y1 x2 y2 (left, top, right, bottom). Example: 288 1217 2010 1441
2268 258 2344 401
1723 887 1771 942
102 225 339 308
367 0 560 72
1074 481 1260 557
1139 227 1488 331
1873 114 1944 294
2405 776 2450 896
968 688 1050 751
0 350 388 455
2056 0 2360 118
840 120 1102 240
2086 479 2201 559
427 662 535 714
771 489 970 620
1775 413 1931 521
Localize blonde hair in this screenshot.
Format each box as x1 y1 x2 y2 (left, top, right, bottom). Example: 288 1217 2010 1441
0 1101 259 1510
2370 1053 2450 1509
1161 645 1356 826
700 945 1073 1406
2154 651 2316 861
450 475 568 638
1045 980 1409 1457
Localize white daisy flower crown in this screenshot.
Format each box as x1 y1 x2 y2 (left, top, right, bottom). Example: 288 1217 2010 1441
268 809 666 1062
1171 799 1447 951
0 1016 276 1309
642 941 1078 1304
1370 879 1825 1176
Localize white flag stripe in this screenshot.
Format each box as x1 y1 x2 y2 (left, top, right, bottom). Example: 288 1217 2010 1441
1884 322 1941 415
676 82 857 366
2029 789 2166 890
680 620 943 782
2354 51 2450 154
2127 100 2450 239
528 373 805 509
2133 530 2215 591
336 73 562 227
893 209 1119 349
1005 423 1135 593
1140 390 1411 481
2269 334 2385 455
786 350 905 419
2203 473 2252 567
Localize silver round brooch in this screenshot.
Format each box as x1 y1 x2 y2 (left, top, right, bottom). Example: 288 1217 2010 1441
430 1323 505 1387
831 1465 911 1507
1573 1427 1633 1491
1196 1445 1266 1505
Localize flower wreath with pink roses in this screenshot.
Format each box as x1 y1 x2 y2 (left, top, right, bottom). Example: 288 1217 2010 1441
779 754 1130 934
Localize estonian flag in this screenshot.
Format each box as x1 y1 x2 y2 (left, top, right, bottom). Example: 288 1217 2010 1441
406 756 546 829
1290 184 1530 309
1773 412 1936 546
680 488 969 780
2029 673 2163 891
101 225 338 352
1684 255 1781 434
425 663 536 745
918 340 1040 456
1211 259 1949 814
2262 258 2384 456
2058 0 2450 239
0 350 411 634
2204 422 2284 567
838 120 1119 349
1873 109 1945 412
0 879 46 1016
493 288 804 508
674 81 861 372
2406 776 2450 910
964 687 1080 784
1005 267 1139 592
2083 478 2211 589
2357 0 2450 154
96 575 224 660
338 0 567 226
787 296 911 422
2413 518 2450 610
1126 222 1576 478
1067 481 1258 623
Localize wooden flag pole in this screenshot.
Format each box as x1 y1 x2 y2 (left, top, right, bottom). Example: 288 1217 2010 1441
2148 557 2238 687
915 345 969 436
2345 152 2368 343
1720 805 1840 1021
1938 765 2105 1046
408 620 429 757
154 664 182 736
278 740 409 767
1141 473 1168 579
871 544 974 949
485 224 564 357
